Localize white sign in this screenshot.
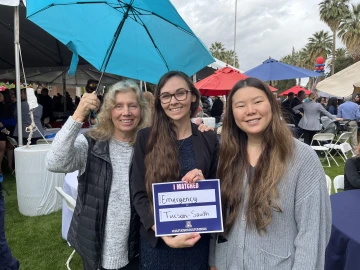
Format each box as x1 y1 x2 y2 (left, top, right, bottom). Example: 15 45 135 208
159 205 217 222
158 189 216 206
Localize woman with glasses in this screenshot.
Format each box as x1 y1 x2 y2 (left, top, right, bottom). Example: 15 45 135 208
131 71 219 269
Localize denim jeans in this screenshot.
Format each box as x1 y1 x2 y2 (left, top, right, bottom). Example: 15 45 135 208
0 187 19 270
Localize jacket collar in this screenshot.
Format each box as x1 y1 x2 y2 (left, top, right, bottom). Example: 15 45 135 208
91 139 111 163
191 122 199 136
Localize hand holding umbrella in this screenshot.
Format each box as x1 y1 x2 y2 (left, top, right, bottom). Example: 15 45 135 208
72 92 100 123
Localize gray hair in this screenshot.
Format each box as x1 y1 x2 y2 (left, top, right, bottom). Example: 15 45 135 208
88 79 150 145
344 95 352 102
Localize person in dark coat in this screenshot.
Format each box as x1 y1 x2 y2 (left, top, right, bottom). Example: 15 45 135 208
38 88 53 122
290 90 306 127
281 92 295 124
211 96 224 123
131 71 219 270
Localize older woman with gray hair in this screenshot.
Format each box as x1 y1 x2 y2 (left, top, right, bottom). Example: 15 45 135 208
46 80 151 270
293 93 342 145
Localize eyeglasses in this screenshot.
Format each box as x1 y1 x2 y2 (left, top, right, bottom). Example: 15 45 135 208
159 88 191 104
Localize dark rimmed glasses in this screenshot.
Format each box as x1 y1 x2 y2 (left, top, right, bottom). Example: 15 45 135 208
159 88 191 104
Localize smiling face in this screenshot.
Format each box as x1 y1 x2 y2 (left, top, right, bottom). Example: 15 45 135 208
159 76 196 124
232 86 272 139
111 90 141 140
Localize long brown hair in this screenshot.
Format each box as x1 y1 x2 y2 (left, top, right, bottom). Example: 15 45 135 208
218 77 294 234
144 71 200 204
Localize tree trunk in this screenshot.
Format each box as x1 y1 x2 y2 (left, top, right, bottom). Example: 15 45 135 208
331 30 336 75
298 78 301 86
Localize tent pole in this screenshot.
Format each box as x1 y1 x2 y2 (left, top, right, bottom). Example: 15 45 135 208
62 67 67 113
14 6 23 146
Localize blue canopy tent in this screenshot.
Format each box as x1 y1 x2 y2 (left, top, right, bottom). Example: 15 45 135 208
244 58 324 81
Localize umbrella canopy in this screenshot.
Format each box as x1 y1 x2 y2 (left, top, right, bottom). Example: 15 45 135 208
26 0 214 84
0 65 123 86
195 66 277 96
244 58 324 81
316 61 360 97
278 85 311 96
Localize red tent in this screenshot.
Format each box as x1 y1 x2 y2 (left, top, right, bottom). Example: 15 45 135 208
195 66 277 96
279 86 312 96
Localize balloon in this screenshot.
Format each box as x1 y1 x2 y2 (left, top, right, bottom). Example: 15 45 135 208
316 66 320 70
316 57 325 64
320 66 324 70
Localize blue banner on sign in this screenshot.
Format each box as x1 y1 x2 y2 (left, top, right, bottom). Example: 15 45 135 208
152 179 223 237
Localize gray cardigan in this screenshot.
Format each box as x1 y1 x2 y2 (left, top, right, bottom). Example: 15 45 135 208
210 139 331 270
293 101 335 131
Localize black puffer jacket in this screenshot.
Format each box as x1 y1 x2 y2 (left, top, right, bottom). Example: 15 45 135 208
67 136 139 270
201 96 211 115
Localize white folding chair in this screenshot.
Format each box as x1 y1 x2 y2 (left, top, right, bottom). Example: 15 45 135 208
325 175 332 195
333 175 344 193
340 143 354 160
324 132 353 161
55 187 76 270
311 133 339 167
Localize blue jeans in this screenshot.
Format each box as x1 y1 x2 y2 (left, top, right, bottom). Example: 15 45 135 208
0 187 19 270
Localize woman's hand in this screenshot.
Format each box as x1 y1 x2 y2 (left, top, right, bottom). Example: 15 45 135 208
162 233 201 248
198 123 214 132
182 169 204 183
335 117 343 121
72 92 100 123
299 112 304 117
209 267 218 270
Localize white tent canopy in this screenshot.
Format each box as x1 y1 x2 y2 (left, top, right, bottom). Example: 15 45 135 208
316 61 360 97
0 0 25 6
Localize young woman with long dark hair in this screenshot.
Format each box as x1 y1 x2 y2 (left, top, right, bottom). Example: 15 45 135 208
210 77 331 270
131 71 219 269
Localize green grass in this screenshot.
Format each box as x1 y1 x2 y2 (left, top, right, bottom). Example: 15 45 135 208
322 156 345 194
3 172 83 270
2 155 345 269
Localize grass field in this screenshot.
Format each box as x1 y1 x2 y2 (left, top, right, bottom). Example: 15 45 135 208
2 156 345 269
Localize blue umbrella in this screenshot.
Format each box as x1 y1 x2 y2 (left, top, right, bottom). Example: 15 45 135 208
244 58 324 81
26 0 214 85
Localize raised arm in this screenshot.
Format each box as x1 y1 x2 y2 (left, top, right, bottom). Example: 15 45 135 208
292 104 303 114
45 92 100 175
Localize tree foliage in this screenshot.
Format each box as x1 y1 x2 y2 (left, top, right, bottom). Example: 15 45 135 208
209 42 239 68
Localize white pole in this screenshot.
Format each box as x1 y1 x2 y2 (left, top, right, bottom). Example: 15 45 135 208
233 0 237 68
144 81 147 92
14 6 23 146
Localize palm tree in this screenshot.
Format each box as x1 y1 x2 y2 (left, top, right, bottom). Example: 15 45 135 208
306 30 333 64
335 47 348 59
209 42 226 60
338 3 360 62
319 0 350 75
222 50 239 68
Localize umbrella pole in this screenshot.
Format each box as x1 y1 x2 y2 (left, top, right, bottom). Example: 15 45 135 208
95 4 132 94
14 6 23 146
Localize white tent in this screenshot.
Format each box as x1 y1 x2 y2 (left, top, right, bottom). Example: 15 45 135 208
316 61 360 97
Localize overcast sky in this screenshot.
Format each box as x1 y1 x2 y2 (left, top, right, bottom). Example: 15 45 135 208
171 0 349 72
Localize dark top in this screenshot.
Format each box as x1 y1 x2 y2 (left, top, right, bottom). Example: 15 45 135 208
38 95 53 120
178 136 196 177
282 99 295 124
138 135 210 269
131 123 219 247
344 157 360 190
327 105 337 115
211 98 223 117
290 97 303 126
